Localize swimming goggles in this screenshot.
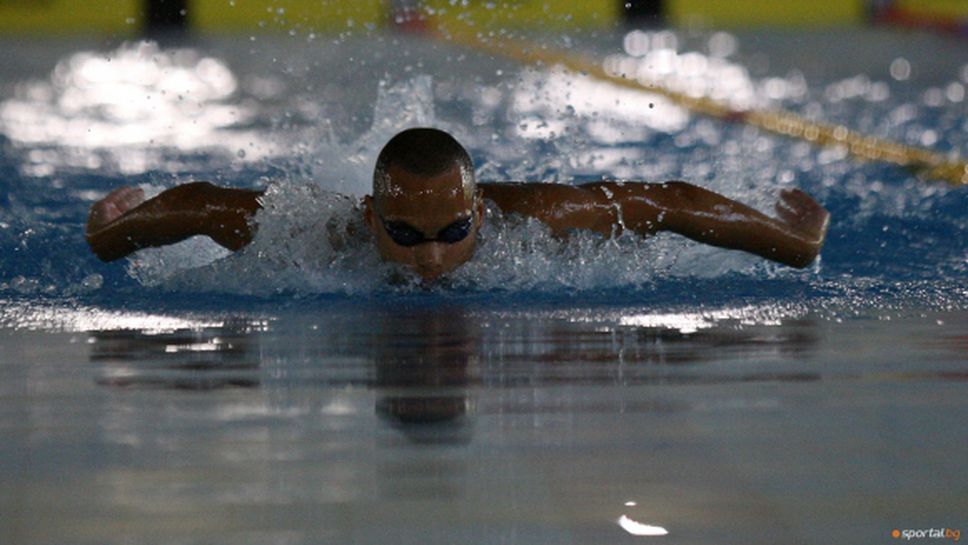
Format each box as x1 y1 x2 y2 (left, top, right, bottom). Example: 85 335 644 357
381 216 473 247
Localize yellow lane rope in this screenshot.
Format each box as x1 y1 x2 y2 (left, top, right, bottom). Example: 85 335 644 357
435 25 968 186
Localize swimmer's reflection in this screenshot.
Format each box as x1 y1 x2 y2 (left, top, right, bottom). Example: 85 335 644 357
86 310 479 444
88 312 840 437
372 310 478 444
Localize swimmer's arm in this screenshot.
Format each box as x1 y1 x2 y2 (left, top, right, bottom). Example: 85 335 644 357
480 181 829 268
603 181 830 268
85 182 264 262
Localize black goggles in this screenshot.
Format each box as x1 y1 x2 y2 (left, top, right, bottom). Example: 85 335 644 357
381 216 474 247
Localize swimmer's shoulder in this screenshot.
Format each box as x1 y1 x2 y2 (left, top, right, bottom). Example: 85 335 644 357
479 181 605 214
478 181 546 203
479 182 537 216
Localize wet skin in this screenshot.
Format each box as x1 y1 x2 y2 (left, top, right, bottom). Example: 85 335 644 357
363 164 484 281
85 166 830 279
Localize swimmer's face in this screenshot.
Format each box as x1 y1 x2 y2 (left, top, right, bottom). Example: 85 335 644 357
364 163 484 281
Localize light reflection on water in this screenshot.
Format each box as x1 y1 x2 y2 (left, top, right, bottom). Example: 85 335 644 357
511 28 810 153
0 41 279 175
1 303 967 543
0 299 229 332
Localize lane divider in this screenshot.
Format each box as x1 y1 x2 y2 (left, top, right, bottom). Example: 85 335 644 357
434 23 967 186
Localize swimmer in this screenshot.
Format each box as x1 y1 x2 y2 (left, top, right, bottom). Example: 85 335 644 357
85 127 830 281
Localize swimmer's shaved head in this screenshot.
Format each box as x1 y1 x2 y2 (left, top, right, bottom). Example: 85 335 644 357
373 128 475 210
376 128 472 178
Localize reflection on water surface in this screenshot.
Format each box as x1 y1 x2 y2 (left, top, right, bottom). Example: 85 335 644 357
1 305 966 544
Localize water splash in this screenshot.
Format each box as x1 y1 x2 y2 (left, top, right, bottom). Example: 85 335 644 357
120 75 790 295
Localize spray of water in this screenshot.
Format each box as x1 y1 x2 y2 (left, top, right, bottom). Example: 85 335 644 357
123 76 788 295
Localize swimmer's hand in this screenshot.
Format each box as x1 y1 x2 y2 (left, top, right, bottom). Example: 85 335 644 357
87 186 145 230
85 182 263 262
775 188 830 250
86 187 146 261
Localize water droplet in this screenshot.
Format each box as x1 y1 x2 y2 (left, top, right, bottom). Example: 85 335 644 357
890 57 911 81
81 273 103 291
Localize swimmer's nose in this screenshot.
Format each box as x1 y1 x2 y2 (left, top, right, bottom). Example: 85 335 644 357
414 242 446 278
415 242 445 264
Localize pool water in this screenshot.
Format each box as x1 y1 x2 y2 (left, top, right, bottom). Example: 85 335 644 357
1 26 967 544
